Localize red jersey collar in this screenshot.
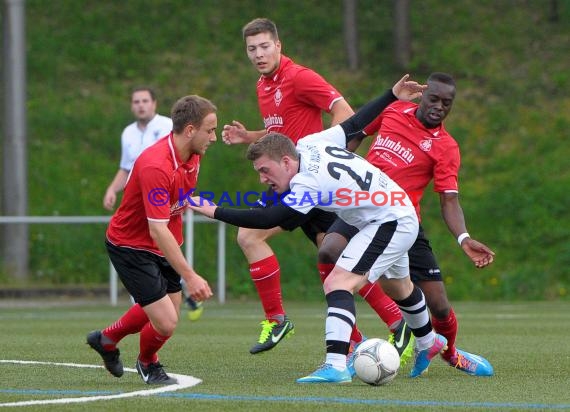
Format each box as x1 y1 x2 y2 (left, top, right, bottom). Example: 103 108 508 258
167 132 199 172
265 55 293 83
402 104 445 138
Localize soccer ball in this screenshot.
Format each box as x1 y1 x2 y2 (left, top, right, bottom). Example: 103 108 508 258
353 338 400 385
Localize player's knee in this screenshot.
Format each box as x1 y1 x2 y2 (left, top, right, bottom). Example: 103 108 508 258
318 233 346 264
429 301 451 319
236 227 262 250
322 271 338 293
318 243 341 264
154 318 178 336
418 281 451 318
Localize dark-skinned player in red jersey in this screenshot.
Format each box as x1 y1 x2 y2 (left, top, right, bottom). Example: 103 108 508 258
324 72 495 376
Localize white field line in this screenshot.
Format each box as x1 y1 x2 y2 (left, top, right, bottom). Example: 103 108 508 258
0 360 201 407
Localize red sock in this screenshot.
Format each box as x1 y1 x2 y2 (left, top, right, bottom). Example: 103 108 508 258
250 255 284 321
317 262 335 284
358 282 403 331
102 303 149 350
318 262 363 344
431 307 458 361
349 324 364 344
138 322 171 365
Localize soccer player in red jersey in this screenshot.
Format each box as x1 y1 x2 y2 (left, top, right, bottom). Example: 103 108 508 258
222 18 409 356
87 95 216 385
327 72 495 376
101 87 204 321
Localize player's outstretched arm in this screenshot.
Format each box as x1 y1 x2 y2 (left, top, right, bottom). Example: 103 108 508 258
187 196 307 229
440 192 495 268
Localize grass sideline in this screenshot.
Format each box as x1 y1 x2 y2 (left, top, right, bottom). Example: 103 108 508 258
1 300 570 411
17 0 570 299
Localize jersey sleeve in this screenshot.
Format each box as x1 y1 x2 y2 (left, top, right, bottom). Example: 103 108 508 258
293 68 344 112
214 202 306 229
157 116 173 139
119 128 132 170
138 165 172 221
299 125 346 148
433 144 460 193
340 89 397 142
282 172 322 215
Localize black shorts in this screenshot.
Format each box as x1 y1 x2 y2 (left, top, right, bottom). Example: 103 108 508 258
326 217 360 240
254 187 337 246
327 220 442 282
106 240 182 307
407 226 442 282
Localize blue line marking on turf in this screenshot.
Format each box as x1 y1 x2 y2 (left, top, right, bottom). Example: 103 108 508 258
159 393 570 410
2 389 569 409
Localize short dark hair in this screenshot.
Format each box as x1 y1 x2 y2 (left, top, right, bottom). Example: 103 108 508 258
242 18 279 41
427 72 456 88
170 95 217 133
131 86 156 101
246 133 298 162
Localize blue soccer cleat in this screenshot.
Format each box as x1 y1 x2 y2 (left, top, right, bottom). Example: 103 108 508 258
410 333 447 378
297 363 352 384
448 349 494 376
346 336 367 377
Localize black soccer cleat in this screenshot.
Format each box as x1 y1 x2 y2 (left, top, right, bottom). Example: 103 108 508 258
388 321 415 365
250 316 295 354
86 330 124 377
135 359 178 385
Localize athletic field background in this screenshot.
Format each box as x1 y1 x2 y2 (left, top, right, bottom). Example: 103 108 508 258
0 0 568 301
2 2 569 410
1 300 569 411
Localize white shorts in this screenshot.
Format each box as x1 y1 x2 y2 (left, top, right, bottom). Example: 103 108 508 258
336 215 418 282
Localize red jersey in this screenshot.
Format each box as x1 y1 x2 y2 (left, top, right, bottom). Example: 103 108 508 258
256 55 344 143
365 101 460 220
106 133 201 255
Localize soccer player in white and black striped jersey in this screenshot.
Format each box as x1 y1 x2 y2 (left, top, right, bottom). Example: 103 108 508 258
189 75 448 382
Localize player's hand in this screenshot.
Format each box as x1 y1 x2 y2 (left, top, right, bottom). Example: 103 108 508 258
103 190 116 211
222 120 249 145
185 273 213 302
392 74 427 101
187 196 217 218
461 238 495 268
